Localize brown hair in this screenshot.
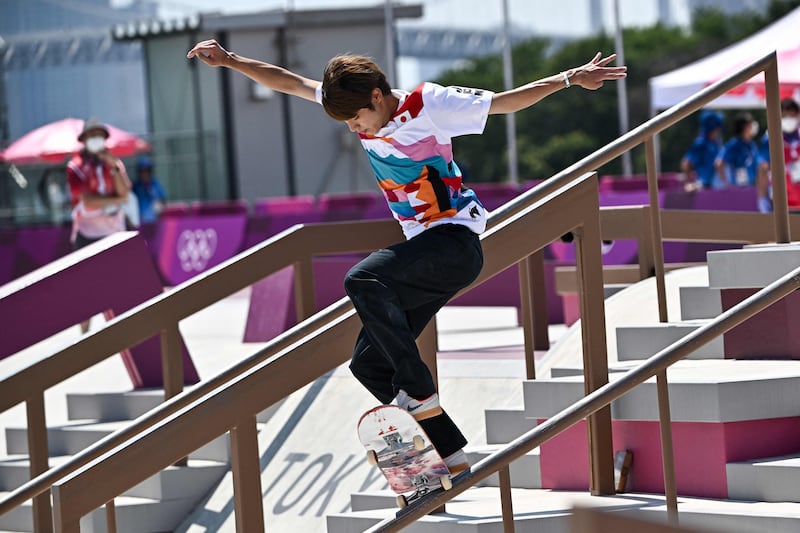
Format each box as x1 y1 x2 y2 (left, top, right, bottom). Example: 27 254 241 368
321 55 391 121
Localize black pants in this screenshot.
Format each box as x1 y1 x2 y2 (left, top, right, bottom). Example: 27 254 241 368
344 223 483 457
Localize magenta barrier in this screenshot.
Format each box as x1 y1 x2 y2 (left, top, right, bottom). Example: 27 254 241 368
243 256 364 342
721 288 800 360
0 232 199 388
539 416 800 498
152 204 249 286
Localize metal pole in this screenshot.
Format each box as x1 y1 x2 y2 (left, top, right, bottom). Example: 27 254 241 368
613 0 633 176
501 0 519 185
384 0 397 86
764 54 790 243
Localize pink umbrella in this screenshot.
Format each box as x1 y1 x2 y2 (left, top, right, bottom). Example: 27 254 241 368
0 117 151 165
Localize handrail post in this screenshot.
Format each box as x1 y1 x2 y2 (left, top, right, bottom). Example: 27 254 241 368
637 206 655 280
161 324 187 467
573 177 615 495
231 416 265 533
26 392 53 533
518 250 549 379
498 466 515 533
160 324 184 401
294 255 317 321
104 499 117 533
645 138 679 521
645 138 668 321
764 53 791 243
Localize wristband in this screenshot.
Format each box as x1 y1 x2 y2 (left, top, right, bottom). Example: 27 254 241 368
562 71 571 88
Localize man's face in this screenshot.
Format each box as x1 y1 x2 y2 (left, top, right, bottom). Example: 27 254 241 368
344 106 385 136
343 88 390 136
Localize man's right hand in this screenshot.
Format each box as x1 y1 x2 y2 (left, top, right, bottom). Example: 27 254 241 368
187 39 230 67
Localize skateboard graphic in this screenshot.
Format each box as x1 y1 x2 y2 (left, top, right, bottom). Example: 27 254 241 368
357 405 453 508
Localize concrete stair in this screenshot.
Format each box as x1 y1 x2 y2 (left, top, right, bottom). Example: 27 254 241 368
328 243 800 532
329 488 800 533
0 389 233 533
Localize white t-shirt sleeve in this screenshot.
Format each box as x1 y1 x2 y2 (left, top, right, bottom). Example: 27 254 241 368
315 84 323 105
423 82 493 138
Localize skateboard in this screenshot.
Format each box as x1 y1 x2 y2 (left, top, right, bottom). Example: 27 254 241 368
357 404 453 508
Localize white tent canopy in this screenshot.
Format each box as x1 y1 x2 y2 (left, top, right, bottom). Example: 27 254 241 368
649 6 800 110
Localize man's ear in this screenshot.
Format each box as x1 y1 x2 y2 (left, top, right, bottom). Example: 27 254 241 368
372 87 383 104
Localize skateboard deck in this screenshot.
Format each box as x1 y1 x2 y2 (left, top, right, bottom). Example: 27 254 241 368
357 404 452 507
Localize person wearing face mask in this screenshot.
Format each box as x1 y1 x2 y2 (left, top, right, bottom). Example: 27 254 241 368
66 118 133 332
714 111 770 210
681 110 724 191
758 98 800 211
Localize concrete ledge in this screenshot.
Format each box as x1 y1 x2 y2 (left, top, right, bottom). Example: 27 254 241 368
523 360 800 422
708 243 800 289
680 286 722 320
484 407 536 445
616 323 724 362
727 453 800 502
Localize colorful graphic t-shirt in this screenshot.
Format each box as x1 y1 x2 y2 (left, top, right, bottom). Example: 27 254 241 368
316 82 493 239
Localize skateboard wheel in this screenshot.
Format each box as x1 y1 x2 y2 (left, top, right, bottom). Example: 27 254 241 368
366 449 378 466
440 475 453 491
412 435 425 451
396 495 408 509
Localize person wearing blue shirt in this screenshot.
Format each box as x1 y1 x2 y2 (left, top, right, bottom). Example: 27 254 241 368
715 112 769 210
132 156 167 223
681 110 724 191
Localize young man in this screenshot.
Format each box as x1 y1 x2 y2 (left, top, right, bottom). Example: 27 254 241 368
187 39 626 473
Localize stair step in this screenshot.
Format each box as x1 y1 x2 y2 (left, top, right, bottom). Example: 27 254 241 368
680 285 722 320
0 454 227 499
4 420 230 462
66 389 285 424
484 407 536 445
0 491 199 533
708 244 800 289
466 445 541 489
523 359 800 422
330 488 800 533
66 389 165 421
616 322 724 362
727 453 800 502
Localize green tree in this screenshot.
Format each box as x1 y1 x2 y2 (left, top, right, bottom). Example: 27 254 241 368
435 0 800 183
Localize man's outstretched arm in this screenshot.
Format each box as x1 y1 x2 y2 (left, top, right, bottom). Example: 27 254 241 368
187 39 319 102
489 52 627 115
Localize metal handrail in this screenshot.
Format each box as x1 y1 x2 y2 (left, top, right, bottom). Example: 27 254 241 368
0 49 785 529
365 48 789 531
489 50 788 241
366 264 800 532
47 174 610 531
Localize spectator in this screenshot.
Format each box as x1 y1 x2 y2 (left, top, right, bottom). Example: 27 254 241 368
758 98 800 212
715 112 769 210
681 110 724 191
66 117 132 332
132 155 168 223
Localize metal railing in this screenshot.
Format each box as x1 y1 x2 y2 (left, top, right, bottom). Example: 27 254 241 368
362 48 790 532
365 257 800 532
0 50 788 531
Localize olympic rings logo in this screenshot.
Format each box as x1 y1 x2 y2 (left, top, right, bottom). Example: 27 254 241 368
177 228 218 272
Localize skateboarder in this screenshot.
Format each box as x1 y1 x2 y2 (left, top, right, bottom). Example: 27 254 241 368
187 39 626 475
